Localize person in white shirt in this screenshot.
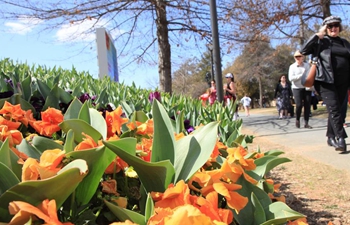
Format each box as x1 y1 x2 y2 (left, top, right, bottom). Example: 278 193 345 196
240 94 252 116
288 50 312 129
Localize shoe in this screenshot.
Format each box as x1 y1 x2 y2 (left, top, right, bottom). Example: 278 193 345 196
327 137 339 148
296 120 300 128
304 124 312 129
336 138 347 152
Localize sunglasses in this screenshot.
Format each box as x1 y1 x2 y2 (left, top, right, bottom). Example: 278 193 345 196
295 56 302 58
327 23 340 29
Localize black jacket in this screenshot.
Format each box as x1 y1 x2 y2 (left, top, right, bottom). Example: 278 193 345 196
301 34 350 84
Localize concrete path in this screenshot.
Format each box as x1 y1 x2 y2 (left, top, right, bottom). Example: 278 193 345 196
239 112 350 173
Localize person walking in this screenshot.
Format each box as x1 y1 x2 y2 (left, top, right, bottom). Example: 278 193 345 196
208 79 217 105
240 94 252 116
301 15 350 152
224 73 238 120
288 50 313 128
274 74 293 119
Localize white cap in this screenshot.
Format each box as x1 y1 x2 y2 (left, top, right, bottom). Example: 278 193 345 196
225 73 233 78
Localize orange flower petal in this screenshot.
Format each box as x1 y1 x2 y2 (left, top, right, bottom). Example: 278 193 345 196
22 158 40 181
225 191 248 213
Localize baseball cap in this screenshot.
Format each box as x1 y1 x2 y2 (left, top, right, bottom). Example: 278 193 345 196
225 73 233 78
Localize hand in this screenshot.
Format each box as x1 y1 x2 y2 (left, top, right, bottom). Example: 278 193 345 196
316 25 327 39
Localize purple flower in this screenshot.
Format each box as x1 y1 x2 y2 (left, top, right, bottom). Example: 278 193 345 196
184 119 195 134
186 126 195 133
148 91 161 103
79 93 91 103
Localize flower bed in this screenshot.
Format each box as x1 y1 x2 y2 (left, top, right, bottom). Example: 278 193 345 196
0 59 308 224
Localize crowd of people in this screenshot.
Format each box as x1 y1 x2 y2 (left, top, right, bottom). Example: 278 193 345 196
198 15 350 153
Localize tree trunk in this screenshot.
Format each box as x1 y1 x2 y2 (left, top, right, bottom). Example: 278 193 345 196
297 0 305 46
258 75 263 108
155 0 172 93
320 0 331 18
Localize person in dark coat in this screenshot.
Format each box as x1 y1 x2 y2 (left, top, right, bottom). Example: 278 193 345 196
301 16 350 152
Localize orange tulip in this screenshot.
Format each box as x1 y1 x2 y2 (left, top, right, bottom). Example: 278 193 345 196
227 146 256 171
110 220 138 225
152 180 191 209
74 132 99 151
148 205 221 225
110 196 128 208
287 218 308 225
126 121 143 131
8 199 73 225
30 107 63 137
0 116 21 130
101 179 119 195
0 125 23 147
174 132 185 141
189 164 249 213
193 192 233 224
105 156 128 174
21 149 65 181
105 106 129 137
0 101 27 124
136 119 154 136
21 158 40 181
136 138 153 162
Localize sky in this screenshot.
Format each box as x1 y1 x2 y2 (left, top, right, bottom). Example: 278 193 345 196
0 16 162 89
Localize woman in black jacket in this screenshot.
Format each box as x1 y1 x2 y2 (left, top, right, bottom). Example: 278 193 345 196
301 16 350 152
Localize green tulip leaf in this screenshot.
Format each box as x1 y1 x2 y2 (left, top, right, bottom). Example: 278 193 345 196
36 79 51 101
233 176 272 225
66 146 115 206
131 111 149 123
20 76 32 101
246 155 292 181
16 139 42 160
251 192 266 224
174 122 218 182
103 139 175 192
0 162 20 196
20 100 36 115
151 100 175 164
31 136 64 152
64 98 83 120
88 108 107 140
144 193 154 222
0 159 88 222
78 102 91 124
175 110 185 134
63 129 75 153
0 139 12 169
59 119 102 143
263 150 285 157
104 200 146 225
120 101 133 118
261 202 305 225
42 93 60 111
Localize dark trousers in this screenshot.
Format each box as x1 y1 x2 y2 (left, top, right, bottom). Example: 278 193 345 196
292 88 311 122
315 81 347 139
341 95 348 124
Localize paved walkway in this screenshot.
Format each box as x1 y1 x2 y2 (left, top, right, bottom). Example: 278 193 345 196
240 111 350 173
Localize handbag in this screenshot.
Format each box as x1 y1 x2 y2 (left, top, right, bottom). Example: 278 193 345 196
301 39 321 87
301 64 317 87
